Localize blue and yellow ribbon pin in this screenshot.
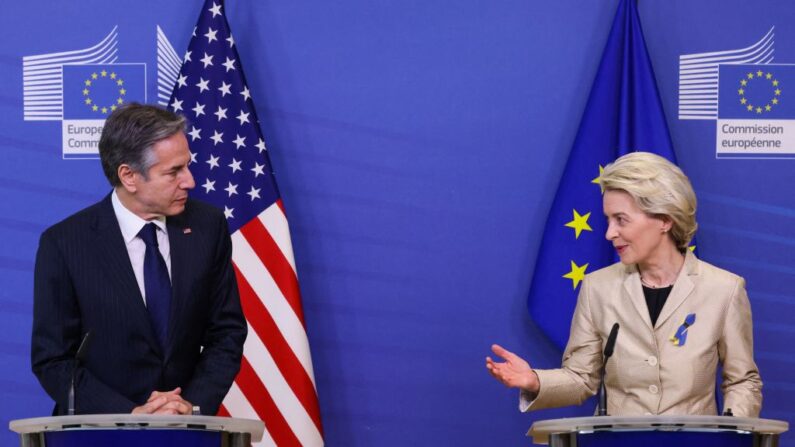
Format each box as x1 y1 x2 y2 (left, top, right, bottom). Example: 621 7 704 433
670 313 696 346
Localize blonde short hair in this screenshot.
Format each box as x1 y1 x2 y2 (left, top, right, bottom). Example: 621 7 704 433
600 152 697 252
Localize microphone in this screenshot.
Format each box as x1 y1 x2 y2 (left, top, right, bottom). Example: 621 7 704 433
597 323 619 416
67 331 92 416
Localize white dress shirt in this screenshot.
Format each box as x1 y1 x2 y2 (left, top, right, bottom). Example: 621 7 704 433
111 190 172 305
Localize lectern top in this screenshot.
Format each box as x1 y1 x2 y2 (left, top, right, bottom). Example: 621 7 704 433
529 415 789 444
9 414 264 443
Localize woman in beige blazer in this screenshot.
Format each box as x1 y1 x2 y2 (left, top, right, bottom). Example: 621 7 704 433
486 152 762 417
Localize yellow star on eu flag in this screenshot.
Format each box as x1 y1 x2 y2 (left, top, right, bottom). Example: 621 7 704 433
563 261 588 290
565 209 592 239
591 165 605 193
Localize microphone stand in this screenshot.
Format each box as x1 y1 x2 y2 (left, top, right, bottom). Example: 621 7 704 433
597 323 619 416
67 332 92 416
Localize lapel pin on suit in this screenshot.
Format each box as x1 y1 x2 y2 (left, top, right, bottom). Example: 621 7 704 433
670 313 696 346
183 228 192 234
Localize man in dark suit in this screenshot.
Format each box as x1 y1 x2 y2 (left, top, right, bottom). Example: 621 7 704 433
32 103 247 415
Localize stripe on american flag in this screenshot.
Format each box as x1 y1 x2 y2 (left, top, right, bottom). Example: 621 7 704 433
240 217 306 327
238 356 303 446
239 316 323 446
231 226 315 374
221 383 277 446
262 200 298 272
235 266 322 431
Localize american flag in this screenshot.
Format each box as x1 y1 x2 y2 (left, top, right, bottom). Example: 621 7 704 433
167 1 324 445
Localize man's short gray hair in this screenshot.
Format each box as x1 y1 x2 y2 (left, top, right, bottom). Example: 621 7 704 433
98 103 186 186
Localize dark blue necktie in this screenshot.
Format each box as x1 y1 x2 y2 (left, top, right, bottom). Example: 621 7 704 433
138 223 171 348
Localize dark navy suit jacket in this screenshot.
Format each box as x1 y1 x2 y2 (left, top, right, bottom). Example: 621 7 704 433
31 194 247 415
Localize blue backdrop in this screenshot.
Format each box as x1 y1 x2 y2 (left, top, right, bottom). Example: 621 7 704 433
0 1 793 446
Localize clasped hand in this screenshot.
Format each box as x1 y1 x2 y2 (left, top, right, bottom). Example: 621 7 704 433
131 387 193 415
485 344 540 393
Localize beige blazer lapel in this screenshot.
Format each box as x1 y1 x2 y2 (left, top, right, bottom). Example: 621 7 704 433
622 264 654 331
653 252 699 329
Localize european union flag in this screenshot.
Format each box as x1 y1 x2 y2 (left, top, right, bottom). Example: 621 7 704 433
718 64 795 119
62 64 146 119
527 0 681 349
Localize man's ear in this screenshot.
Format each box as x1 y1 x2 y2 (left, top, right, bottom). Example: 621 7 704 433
117 164 138 193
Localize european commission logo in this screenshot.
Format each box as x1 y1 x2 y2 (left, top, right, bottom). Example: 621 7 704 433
714 64 795 158
22 26 183 159
60 64 146 156
678 27 795 159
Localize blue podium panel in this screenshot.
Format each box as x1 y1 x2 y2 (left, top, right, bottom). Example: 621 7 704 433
578 430 753 447
45 429 221 447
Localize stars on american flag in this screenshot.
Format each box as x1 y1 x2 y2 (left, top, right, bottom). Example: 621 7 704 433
208 2 222 18
206 154 220 169
204 28 218 44
233 134 246 149
213 105 227 121
192 102 205 117
195 77 210 93
200 52 214 68
236 110 249 125
224 182 238 197
246 186 261 201
168 0 275 227
210 130 223 145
